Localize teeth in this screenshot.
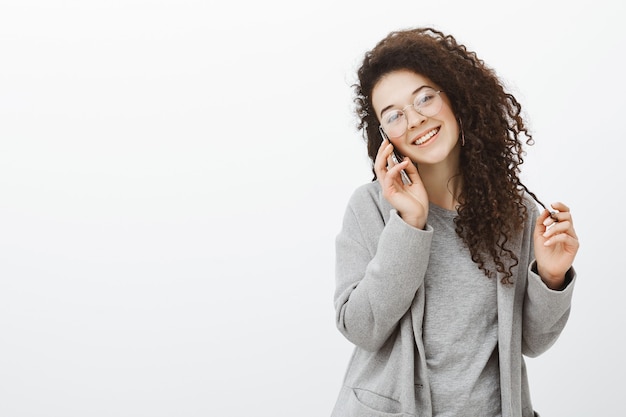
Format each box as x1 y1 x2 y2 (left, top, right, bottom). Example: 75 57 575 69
414 128 438 145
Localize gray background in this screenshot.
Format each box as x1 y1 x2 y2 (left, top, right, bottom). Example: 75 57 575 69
1 0 623 416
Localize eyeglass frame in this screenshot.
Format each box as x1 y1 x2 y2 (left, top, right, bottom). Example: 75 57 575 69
378 88 444 138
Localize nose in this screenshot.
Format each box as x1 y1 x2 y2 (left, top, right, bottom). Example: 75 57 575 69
404 105 427 130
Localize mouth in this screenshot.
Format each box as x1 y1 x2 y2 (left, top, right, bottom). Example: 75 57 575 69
413 127 439 146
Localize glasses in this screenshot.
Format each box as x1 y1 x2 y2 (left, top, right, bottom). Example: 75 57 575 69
379 88 443 138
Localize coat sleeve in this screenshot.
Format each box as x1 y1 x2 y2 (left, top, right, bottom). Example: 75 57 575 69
334 188 433 352
521 263 576 357
521 201 577 357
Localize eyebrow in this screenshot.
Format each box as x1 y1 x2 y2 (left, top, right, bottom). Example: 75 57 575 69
379 85 434 118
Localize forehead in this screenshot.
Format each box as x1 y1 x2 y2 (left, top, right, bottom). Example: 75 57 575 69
371 70 434 114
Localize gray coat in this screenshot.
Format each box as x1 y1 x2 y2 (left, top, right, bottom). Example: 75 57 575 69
332 181 575 417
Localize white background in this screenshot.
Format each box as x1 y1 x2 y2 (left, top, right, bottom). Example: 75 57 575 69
0 0 624 416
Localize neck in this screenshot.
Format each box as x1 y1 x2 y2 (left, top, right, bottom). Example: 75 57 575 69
420 162 462 211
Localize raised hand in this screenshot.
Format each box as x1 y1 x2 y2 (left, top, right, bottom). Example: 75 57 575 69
374 139 429 229
533 201 579 289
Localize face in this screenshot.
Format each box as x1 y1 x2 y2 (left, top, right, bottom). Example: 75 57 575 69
372 70 460 167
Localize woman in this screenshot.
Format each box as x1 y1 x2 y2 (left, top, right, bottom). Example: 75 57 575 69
332 27 579 417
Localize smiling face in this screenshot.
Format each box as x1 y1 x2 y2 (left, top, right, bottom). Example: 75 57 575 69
372 69 460 168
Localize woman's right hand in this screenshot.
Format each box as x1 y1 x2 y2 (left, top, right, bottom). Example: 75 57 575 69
374 139 429 229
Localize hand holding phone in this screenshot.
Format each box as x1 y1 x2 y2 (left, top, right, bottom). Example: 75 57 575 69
379 126 412 185
390 149 412 185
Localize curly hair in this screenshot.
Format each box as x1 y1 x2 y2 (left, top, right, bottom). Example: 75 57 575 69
354 27 541 284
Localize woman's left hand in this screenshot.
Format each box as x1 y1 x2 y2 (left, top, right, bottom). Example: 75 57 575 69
533 202 579 290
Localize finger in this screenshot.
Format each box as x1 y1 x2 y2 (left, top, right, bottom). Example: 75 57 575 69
379 142 398 171
541 203 575 236
385 158 410 184
401 156 422 183
549 201 571 213
385 142 400 166
543 228 580 249
544 209 572 226
542 219 572 239
540 209 559 228
386 153 396 169
536 208 554 229
374 140 392 178
542 217 579 244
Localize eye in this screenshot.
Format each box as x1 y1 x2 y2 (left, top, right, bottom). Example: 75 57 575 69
415 90 437 107
383 110 404 125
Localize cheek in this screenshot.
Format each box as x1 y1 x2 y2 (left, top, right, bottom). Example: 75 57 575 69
390 130 409 146
441 107 459 136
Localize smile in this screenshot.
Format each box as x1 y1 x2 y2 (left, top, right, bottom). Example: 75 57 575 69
413 128 439 145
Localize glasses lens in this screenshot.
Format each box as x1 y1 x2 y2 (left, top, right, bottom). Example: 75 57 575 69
382 110 406 138
414 89 442 117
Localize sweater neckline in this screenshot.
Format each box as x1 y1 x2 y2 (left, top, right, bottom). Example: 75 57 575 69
429 202 458 219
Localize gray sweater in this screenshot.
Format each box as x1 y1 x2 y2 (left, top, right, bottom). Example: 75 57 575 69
331 181 575 417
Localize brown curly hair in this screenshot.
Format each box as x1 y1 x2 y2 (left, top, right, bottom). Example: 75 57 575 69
354 27 542 284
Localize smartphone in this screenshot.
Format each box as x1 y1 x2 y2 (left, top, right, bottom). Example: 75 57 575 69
391 149 412 185
379 126 412 185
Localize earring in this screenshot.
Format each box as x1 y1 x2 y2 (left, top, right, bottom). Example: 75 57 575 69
458 118 465 146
